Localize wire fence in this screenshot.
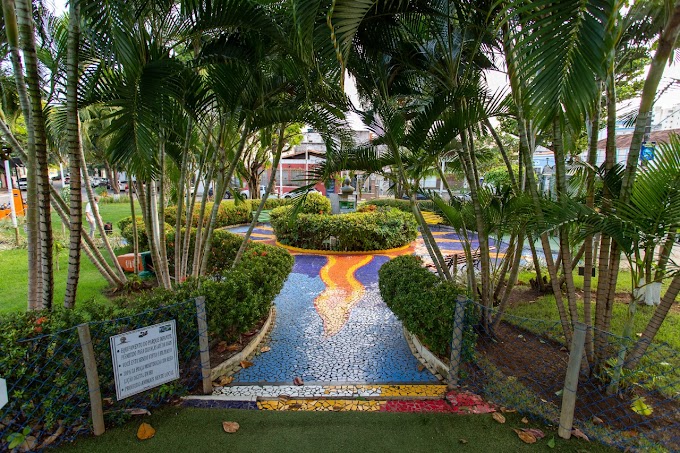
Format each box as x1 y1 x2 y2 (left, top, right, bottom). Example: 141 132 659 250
454 300 680 452
0 298 208 451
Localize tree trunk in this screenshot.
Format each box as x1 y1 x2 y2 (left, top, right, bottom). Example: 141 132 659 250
626 272 680 369
199 116 251 276
63 0 82 309
233 125 285 267
3 0 40 309
17 0 53 309
175 121 192 283
129 183 139 275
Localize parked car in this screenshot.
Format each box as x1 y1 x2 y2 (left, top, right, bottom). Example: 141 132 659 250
91 177 102 187
283 188 320 198
401 192 429 200
18 177 27 190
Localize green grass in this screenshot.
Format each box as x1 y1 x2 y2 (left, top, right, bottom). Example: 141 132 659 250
56 407 616 453
0 202 137 314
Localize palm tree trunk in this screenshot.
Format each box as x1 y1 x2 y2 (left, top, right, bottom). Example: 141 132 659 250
233 124 286 267
156 138 172 288
3 0 39 309
199 116 251 276
129 183 139 275
175 122 192 282
654 229 677 281
552 117 580 328
191 164 213 277
64 0 82 309
492 231 525 329
17 0 53 309
626 272 680 369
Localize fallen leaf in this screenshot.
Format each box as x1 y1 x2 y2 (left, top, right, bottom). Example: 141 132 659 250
289 403 302 410
103 398 113 405
260 346 271 353
459 438 468 444
571 428 589 442
222 421 240 433
547 436 556 448
521 417 529 424
491 412 506 424
293 376 304 386
592 416 604 425
19 436 37 452
417 364 425 372
226 344 241 352
38 423 65 449
218 376 234 386
126 408 151 416
513 428 536 444
622 430 638 438
240 360 253 369
137 423 156 440
500 407 516 413
216 341 228 353
278 395 290 401
631 397 653 416
524 428 545 439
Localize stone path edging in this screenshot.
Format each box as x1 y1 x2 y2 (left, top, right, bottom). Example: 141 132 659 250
210 306 276 381
403 327 448 381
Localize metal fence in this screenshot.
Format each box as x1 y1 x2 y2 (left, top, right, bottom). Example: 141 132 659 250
0 298 208 451
453 300 680 452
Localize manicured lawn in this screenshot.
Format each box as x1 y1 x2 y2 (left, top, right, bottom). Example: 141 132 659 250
0 201 137 314
56 407 615 453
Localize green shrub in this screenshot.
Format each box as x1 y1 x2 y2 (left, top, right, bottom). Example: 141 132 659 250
164 200 253 229
165 229 244 276
378 255 476 359
271 206 417 251
298 192 331 215
360 198 412 213
251 198 294 210
118 216 172 251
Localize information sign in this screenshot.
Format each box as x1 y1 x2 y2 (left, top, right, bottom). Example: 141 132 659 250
110 320 179 400
0 377 7 410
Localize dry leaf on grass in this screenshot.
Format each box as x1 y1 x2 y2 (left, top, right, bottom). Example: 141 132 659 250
571 428 589 441
491 412 506 424
222 421 240 433
137 423 156 440
459 438 468 444
513 429 537 444
260 346 271 353
126 408 151 416
240 360 253 369
500 407 516 413
523 428 545 439
592 416 604 425
521 417 529 424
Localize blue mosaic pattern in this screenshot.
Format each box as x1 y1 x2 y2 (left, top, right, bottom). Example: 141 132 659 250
232 254 439 385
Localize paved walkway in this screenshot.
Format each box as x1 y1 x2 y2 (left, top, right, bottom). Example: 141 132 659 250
224 224 513 387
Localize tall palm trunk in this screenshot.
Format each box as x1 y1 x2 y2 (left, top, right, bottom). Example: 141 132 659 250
17 0 53 309
552 118 580 327
199 116 251 276
2 0 39 308
233 124 286 267
174 121 192 283
129 183 139 275
64 0 82 308
156 138 172 288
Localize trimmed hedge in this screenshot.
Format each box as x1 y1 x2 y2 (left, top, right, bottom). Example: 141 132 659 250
271 206 417 251
164 200 252 229
360 198 412 213
118 216 173 250
378 255 476 359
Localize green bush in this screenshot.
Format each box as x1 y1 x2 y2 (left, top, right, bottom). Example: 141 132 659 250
164 200 252 229
251 197 294 210
360 198 412 213
378 255 476 359
118 216 172 251
298 192 332 215
271 206 417 251
165 229 246 276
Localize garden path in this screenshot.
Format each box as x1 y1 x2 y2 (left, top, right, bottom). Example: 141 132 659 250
224 224 512 386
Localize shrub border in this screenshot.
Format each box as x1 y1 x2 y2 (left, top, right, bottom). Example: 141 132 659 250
209 306 276 381
274 241 415 256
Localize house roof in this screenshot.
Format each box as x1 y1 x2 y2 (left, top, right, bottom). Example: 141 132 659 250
596 128 680 150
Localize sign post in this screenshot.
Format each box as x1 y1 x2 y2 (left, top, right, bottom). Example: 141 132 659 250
110 320 180 400
640 141 656 162
0 377 7 410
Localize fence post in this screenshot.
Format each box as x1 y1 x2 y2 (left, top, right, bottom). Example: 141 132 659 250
195 297 212 394
77 324 105 436
558 322 587 439
447 296 468 390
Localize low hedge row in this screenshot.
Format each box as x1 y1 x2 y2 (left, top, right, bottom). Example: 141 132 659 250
271 206 417 251
378 255 477 359
163 198 294 230
0 234 293 448
361 198 448 225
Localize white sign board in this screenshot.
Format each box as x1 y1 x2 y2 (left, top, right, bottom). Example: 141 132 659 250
110 320 179 401
0 377 7 410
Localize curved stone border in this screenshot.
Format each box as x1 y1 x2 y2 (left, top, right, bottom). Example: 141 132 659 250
210 306 276 381
275 241 415 256
403 326 448 382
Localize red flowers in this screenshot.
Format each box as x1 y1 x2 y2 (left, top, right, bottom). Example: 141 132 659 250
34 316 47 334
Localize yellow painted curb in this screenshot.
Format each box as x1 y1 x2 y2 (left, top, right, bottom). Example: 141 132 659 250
275 241 415 256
